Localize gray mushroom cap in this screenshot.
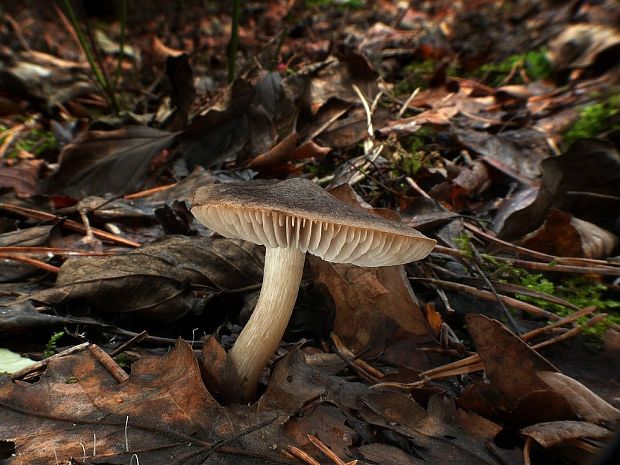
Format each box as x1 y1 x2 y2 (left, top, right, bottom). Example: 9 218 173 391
191 178 436 267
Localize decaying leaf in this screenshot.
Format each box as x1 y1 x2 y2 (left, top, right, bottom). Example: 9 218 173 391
496 139 620 241
25 236 264 321
467 314 620 426
521 421 611 448
47 126 177 198
309 184 431 352
520 209 619 259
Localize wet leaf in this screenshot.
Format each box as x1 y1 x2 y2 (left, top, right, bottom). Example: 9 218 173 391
520 209 619 259
522 420 611 448
47 126 177 198
496 139 620 241
26 236 264 321
0 159 43 198
0 225 54 282
309 184 430 352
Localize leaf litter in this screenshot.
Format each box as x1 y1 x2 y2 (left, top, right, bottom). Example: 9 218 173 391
1 1 620 464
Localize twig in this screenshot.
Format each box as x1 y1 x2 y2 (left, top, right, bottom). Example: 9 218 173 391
524 436 533 465
110 330 148 358
307 435 357 465
331 334 384 379
0 203 140 248
0 253 60 273
411 277 560 319
89 344 129 383
123 183 177 200
405 176 431 199
3 13 31 51
432 244 620 276
11 342 90 380
532 313 608 351
469 242 521 334
0 246 114 256
286 446 321 465
464 223 618 268
352 83 374 154
397 87 420 118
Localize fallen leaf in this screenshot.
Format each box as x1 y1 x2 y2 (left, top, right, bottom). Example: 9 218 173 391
465 314 558 406
309 184 431 352
357 443 423 465
537 371 620 424
0 159 43 198
548 24 620 72
25 236 264 321
520 209 619 258
47 126 178 198
496 139 620 241
522 420 611 448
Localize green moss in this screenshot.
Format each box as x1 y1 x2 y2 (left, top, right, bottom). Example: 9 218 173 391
305 0 364 9
394 59 437 95
43 331 65 358
387 128 435 177
516 274 619 349
563 94 620 147
0 126 58 159
15 128 58 157
474 48 551 87
115 352 134 370
455 234 474 257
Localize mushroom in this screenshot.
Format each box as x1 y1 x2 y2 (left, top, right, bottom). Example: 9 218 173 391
191 178 436 401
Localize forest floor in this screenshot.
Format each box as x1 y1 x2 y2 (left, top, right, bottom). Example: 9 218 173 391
0 1 619 464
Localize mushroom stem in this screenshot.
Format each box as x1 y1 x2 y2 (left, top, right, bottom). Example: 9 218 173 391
226 246 306 402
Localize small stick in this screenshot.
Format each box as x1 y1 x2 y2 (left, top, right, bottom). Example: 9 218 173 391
495 257 620 276
0 246 114 256
110 330 148 358
307 435 357 465
397 87 420 118
532 314 607 351
123 183 177 200
412 277 560 319
0 203 140 248
0 253 60 273
470 242 521 334
432 245 620 276
286 446 321 465
89 344 129 383
524 436 533 465
331 334 384 379
465 223 616 268
405 176 432 199
11 342 90 380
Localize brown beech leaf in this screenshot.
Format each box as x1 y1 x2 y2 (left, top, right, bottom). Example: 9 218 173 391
357 443 423 465
522 421 611 448
26 236 264 322
496 139 620 241
247 132 299 168
283 404 355 460
359 393 502 465
47 126 177 198
465 314 558 406
520 209 619 259
0 159 43 198
536 371 620 424
309 184 430 353
467 315 620 425
0 342 329 465
0 341 222 465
